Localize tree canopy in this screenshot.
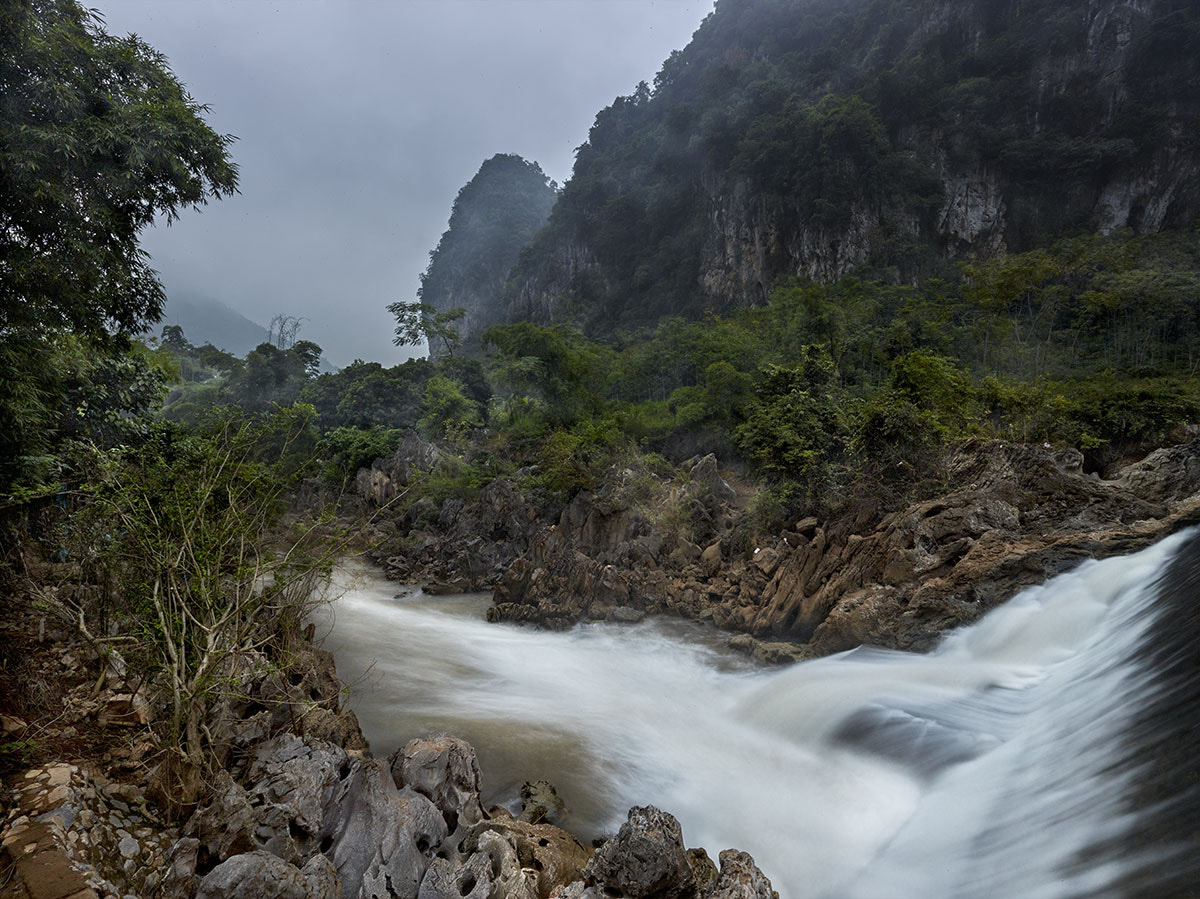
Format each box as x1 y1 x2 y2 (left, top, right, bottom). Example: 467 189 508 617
0 0 239 339
0 0 239 491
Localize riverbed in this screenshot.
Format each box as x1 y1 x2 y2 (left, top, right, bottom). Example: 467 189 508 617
319 532 1190 898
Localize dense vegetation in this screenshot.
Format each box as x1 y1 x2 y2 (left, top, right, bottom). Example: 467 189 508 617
4 0 1200 817
504 0 1200 330
414 153 557 354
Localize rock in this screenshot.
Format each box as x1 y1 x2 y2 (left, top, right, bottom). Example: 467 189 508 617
301 854 342 899
0 714 27 736
160 837 201 897
1118 438 1200 503
422 580 472 596
686 848 718 893
196 850 314 898
117 834 139 859
701 542 724 576
465 818 590 899
582 806 694 899
687 455 737 508
390 735 486 833
319 761 447 899
357 433 450 505
518 780 566 826
707 849 777 899
417 829 538 899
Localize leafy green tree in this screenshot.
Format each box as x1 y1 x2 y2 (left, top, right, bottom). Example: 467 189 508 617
482 323 609 424
0 0 237 491
736 348 851 512
0 0 238 338
417 375 483 442
389 301 466 357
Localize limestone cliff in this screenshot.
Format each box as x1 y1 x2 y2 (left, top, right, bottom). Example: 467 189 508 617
419 154 557 357
502 0 1200 330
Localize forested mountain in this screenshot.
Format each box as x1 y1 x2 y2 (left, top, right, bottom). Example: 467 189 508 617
157 294 269 356
499 0 1200 332
419 154 557 355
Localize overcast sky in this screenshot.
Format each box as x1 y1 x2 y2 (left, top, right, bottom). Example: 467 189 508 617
93 1 710 367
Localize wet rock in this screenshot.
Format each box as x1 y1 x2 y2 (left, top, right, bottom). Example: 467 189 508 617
582 806 695 899
390 734 486 834
707 849 777 899
518 780 566 826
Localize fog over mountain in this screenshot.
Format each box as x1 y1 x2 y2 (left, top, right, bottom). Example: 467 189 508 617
93 0 709 366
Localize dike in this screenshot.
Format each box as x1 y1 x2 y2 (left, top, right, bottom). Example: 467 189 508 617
362 434 1200 664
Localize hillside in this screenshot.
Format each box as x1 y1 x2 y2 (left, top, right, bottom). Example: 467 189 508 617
500 0 1200 332
156 294 270 356
420 154 557 355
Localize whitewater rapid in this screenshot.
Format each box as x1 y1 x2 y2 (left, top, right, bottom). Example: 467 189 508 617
319 531 1196 898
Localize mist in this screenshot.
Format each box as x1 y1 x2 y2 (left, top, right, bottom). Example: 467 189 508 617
93 1 710 367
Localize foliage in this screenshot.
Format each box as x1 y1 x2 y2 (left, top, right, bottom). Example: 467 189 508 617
418 154 557 350
0 0 237 493
0 334 171 490
418 375 483 442
0 0 238 339
314 426 404 489
65 408 328 813
388 302 466 358
735 349 851 513
482 322 610 425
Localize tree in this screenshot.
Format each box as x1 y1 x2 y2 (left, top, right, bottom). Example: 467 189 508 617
388 301 466 357
0 0 239 338
0 0 238 490
67 408 330 812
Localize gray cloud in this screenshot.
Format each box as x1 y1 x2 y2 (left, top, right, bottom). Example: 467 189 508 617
93 0 710 366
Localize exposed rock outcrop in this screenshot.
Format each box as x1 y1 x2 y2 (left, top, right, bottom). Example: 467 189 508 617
503 0 1200 329
555 806 775 899
486 439 1200 659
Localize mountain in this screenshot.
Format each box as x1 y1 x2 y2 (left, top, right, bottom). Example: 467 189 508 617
420 154 557 355
154 294 270 356
500 0 1200 333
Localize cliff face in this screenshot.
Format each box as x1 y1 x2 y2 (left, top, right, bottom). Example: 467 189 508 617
419 154 557 356
503 0 1200 330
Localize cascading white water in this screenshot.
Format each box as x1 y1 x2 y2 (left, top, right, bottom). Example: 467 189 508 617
318 531 1194 899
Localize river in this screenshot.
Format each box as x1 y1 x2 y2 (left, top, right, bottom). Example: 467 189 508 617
319 531 1196 898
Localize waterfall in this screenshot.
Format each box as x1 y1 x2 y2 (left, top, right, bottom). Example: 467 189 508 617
321 530 1200 898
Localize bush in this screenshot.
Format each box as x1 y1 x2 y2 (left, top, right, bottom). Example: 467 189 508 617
64 407 334 814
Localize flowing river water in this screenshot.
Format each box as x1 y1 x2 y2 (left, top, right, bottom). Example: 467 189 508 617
319 531 1198 899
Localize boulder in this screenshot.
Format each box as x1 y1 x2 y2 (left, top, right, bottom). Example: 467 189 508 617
1118 437 1200 503
318 761 447 899
390 734 486 833
196 850 317 898
582 806 695 899
472 817 591 898
518 779 566 826
417 829 538 899
707 850 777 899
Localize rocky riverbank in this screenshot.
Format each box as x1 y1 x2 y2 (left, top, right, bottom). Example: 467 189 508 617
364 434 1200 664
1 577 777 899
